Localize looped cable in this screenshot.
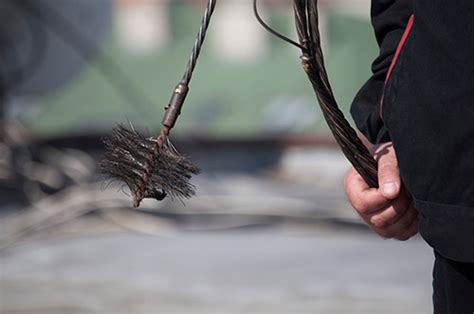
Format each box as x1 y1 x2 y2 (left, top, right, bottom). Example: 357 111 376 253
253 0 307 51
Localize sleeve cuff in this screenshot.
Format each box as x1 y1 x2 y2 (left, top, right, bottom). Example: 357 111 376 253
350 77 390 145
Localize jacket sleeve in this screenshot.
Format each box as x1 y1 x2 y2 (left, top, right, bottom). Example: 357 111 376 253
350 0 413 144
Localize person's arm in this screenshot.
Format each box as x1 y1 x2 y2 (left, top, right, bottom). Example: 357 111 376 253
351 0 413 144
345 1 417 241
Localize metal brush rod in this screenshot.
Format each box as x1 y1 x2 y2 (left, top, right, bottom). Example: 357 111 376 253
181 0 217 85
160 0 217 137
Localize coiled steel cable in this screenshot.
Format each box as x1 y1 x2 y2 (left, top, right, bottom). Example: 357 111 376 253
255 0 378 187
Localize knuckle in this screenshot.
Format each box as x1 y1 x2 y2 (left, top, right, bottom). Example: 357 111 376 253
378 167 399 182
378 161 396 173
370 215 388 229
353 199 369 214
352 202 363 213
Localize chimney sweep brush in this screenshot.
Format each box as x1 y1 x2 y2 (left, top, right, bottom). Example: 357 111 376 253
100 0 217 207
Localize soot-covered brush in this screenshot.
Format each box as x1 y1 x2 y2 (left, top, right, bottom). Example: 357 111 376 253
255 0 379 188
100 0 217 207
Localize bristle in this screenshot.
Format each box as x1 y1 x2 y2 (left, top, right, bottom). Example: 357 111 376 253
100 125 200 207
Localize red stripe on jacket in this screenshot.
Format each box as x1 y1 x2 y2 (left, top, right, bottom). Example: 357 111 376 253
380 14 414 119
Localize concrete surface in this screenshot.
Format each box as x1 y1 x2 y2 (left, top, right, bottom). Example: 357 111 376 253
1 227 433 314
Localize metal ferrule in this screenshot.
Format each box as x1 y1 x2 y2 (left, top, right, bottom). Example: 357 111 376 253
161 83 189 129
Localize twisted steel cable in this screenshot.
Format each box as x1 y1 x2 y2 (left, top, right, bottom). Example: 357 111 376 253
181 0 217 85
293 0 378 187
158 0 217 145
255 0 378 187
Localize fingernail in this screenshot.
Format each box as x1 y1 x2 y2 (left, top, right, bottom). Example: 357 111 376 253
383 182 397 196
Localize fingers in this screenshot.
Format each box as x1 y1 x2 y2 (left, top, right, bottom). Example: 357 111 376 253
345 168 418 241
371 204 418 239
368 192 411 228
395 215 419 241
344 167 388 215
375 143 401 200
343 141 418 242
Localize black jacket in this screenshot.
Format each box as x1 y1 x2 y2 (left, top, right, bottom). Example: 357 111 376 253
351 0 474 262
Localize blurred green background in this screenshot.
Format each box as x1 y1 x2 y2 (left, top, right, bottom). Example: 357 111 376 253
27 2 377 138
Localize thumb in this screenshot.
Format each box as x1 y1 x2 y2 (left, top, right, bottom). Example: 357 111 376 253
376 143 401 200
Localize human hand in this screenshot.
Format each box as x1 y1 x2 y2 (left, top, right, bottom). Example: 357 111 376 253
343 142 418 240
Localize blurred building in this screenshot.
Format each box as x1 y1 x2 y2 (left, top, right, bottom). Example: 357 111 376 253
0 0 378 138
115 0 170 55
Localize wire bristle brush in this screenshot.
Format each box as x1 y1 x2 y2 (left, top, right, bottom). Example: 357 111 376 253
100 0 217 207
255 0 378 188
